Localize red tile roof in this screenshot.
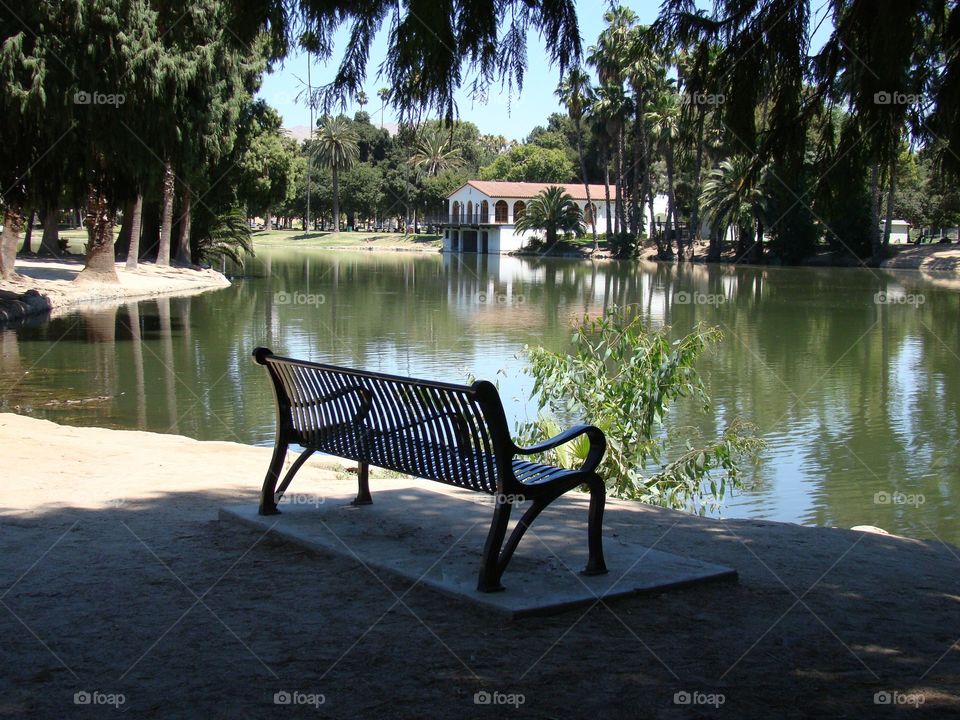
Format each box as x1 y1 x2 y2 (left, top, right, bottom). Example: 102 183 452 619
455 180 618 201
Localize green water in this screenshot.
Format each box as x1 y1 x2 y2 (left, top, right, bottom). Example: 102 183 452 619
3 248 959 543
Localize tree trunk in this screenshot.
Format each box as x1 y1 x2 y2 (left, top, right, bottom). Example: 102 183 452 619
736 224 749 260
40 207 60 256
666 142 678 261
76 183 119 283
575 121 598 253
869 161 883 265
750 219 764 264
115 199 134 259
602 149 613 245
616 124 629 238
689 111 706 250
882 160 897 250
19 210 35 255
125 192 143 271
158 160 174 266
176 186 192 265
332 166 340 232
630 115 642 237
0 205 23 280
707 225 722 262
263 208 272 232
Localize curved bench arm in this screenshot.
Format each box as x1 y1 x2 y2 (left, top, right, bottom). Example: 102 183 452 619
513 424 606 474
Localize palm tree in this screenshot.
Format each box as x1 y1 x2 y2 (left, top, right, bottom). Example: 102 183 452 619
624 25 664 239
313 115 359 232
646 90 682 258
514 186 586 250
699 156 769 263
588 6 638 241
377 88 391 129
408 128 463 176
588 85 632 248
556 68 598 252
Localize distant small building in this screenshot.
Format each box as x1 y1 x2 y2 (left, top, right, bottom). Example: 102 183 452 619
443 180 637 254
887 219 911 244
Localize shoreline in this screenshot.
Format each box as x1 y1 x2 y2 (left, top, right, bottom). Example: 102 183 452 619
254 232 960 274
0 257 231 325
2 411 959 717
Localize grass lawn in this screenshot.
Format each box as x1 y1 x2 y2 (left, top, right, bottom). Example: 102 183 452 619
252 229 442 250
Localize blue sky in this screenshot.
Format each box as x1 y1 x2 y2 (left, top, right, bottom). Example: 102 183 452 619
257 1 831 141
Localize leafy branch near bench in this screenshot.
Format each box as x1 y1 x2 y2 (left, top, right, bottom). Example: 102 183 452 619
516 308 764 514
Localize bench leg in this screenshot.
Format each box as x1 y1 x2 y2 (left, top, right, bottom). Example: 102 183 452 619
582 477 607 576
259 439 288 515
352 461 372 506
477 498 513 592
496 498 549 579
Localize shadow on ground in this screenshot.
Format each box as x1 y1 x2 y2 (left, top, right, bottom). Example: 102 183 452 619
2 484 959 718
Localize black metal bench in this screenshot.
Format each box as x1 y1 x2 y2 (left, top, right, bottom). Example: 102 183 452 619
252 348 608 592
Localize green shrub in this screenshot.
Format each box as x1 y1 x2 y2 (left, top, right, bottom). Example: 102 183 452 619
517 307 763 513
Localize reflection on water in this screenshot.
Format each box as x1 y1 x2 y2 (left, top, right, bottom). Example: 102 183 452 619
3 249 959 544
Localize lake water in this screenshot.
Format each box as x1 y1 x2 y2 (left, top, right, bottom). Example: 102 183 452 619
3 248 959 544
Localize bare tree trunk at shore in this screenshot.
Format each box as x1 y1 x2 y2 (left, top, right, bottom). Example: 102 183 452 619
869 162 883 266
76 183 119 283
157 160 174 266
175 187 192 265
40 207 60 256
20 210 35 255
125 193 143 271
0 205 23 280
332 165 341 232
882 160 897 251
575 121 598 253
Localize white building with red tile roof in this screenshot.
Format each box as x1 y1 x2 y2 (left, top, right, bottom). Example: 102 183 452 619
442 180 666 253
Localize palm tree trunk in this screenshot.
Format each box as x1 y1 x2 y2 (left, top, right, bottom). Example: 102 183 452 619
332 166 340 232
707 225 721 262
77 183 119 283
869 161 883 265
666 142 679 260
736 224 747 260
751 218 764 263
158 159 174 266
115 200 133 260
40 207 60 256
175 186 192 265
616 124 628 237
0 205 23 280
19 210 35 255
603 148 613 243
882 159 897 250
689 111 706 250
630 116 642 237
575 120 598 252
649 188 665 258
125 192 143 271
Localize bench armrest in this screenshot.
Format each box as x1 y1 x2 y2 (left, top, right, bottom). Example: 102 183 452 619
513 424 606 474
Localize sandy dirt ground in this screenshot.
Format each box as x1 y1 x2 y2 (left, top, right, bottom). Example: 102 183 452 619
1 412 959 718
0 258 230 323
881 244 960 273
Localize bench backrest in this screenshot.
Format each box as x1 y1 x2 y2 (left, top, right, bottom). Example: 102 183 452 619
253 348 513 494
